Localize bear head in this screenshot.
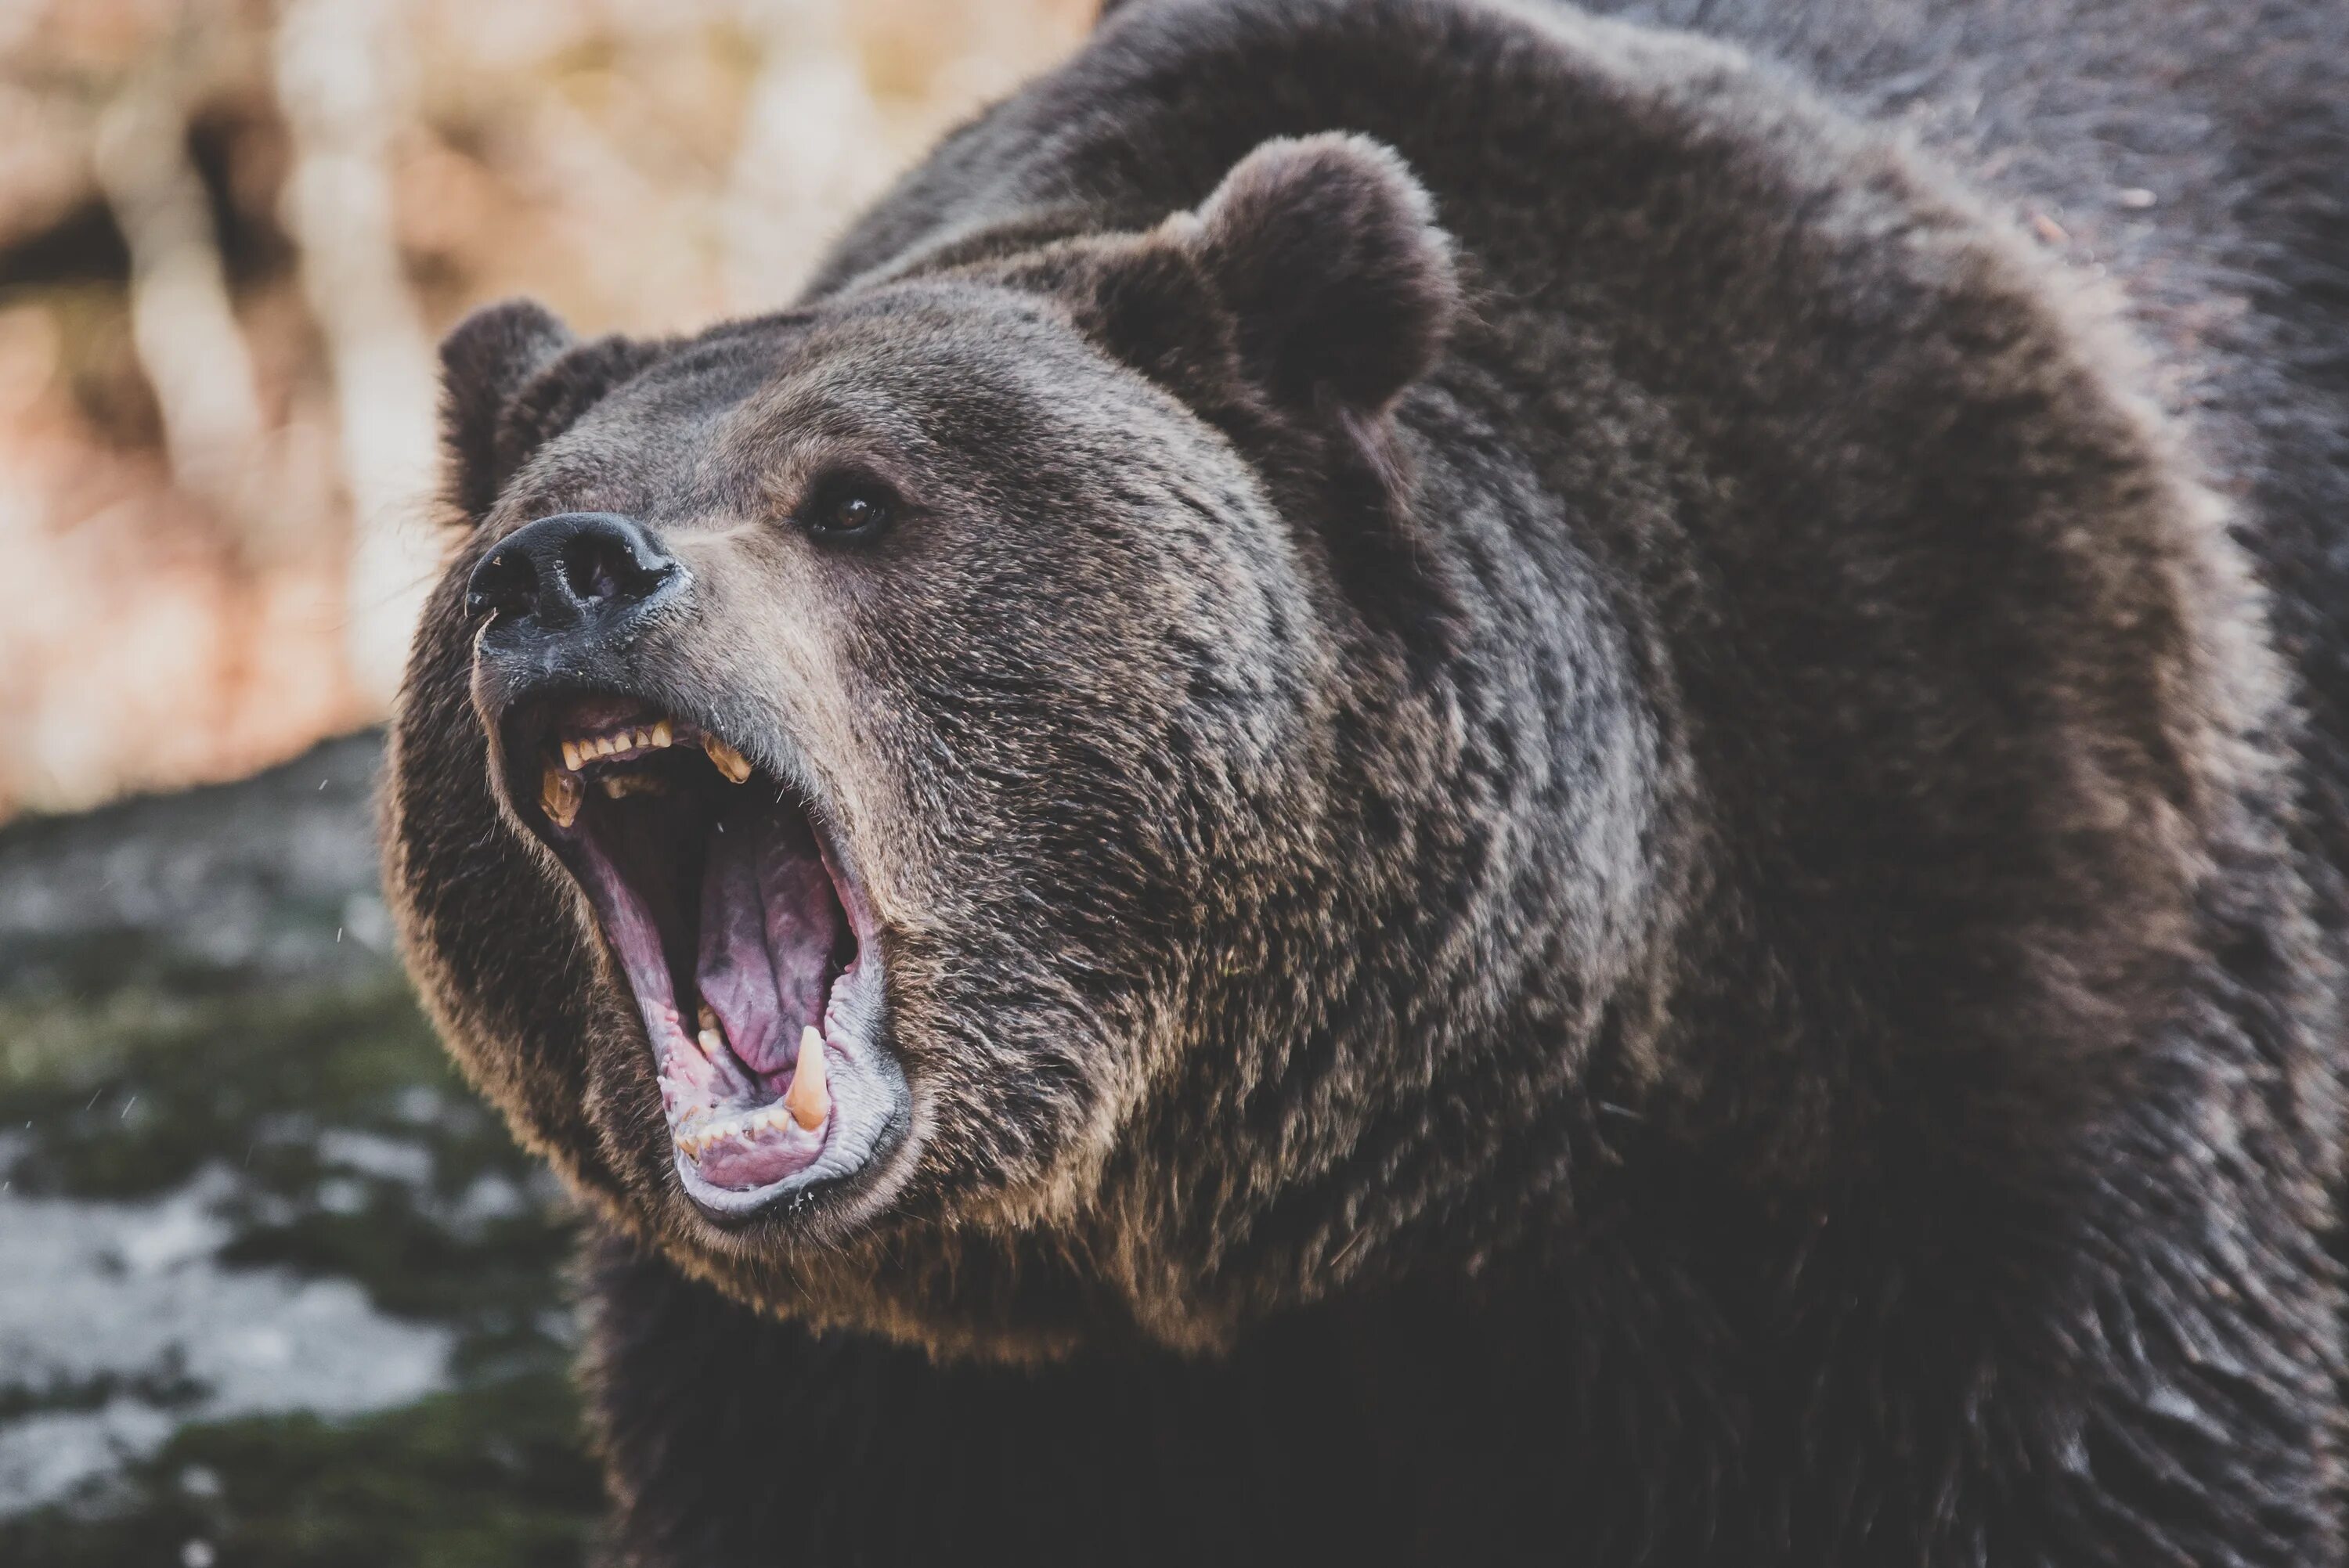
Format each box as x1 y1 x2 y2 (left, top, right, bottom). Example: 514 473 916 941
385 135 1478 1354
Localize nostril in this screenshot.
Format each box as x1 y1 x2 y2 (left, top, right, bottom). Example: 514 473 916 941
467 512 682 636
564 539 622 605
559 527 673 608
466 546 539 622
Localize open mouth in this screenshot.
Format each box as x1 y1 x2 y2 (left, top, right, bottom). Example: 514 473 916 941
500 693 901 1217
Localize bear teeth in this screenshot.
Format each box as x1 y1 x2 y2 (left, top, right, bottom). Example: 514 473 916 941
543 715 752 803
600 773 668 800
540 764 582 827
557 718 679 773
785 1025 830 1130
671 1015 828 1159
540 715 737 824
675 1100 806 1159
702 734 754 784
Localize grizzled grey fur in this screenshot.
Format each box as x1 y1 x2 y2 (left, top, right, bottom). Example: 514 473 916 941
384 0 2349 1561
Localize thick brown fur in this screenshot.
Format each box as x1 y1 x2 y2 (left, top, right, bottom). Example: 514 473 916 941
383 0 2349 1561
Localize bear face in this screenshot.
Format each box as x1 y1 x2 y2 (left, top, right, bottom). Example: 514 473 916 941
387 135 1470 1347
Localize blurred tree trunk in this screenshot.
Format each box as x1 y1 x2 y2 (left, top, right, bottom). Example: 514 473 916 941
272 0 441 708
93 58 269 535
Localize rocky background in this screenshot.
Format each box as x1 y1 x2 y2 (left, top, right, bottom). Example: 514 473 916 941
0 731 603 1564
0 2 1088 1562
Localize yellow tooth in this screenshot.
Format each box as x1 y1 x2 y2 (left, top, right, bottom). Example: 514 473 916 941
704 735 753 784
785 1026 831 1130
598 734 620 758
541 764 582 828
651 719 673 748
601 773 667 799
698 1026 723 1058
561 739 582 771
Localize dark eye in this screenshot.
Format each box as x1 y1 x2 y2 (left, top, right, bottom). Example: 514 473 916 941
803 481 894 539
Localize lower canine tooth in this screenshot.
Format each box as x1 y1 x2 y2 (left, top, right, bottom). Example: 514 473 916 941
541 765 582 828
785 1025 831 1130
703 735 753 784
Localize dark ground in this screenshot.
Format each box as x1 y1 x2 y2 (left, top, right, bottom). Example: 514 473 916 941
0 733 604 1566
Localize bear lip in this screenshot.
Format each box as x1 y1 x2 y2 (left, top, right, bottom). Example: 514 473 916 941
489 690 909 1221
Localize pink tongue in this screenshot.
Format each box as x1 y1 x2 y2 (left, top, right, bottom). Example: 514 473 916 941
695 800 843 1078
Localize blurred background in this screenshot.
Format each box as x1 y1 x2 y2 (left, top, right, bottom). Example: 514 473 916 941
0 2 1088 1562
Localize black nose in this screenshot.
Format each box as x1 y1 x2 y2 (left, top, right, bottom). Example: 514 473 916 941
467 513 684 636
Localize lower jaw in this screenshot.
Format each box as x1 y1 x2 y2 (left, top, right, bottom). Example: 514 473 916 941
591 889 906 1217
644 961 901 1215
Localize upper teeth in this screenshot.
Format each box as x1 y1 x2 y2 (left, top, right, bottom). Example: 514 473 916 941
561 720 674 772
536 715 752 833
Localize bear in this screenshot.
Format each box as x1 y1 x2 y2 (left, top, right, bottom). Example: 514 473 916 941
381 0 2349 1562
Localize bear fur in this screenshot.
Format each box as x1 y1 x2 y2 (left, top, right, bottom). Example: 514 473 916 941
383 0 2349 1561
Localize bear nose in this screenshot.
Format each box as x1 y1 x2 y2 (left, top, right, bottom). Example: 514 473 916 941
467 513 684 636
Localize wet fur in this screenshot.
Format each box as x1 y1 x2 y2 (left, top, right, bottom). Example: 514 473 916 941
384 0 2349 1561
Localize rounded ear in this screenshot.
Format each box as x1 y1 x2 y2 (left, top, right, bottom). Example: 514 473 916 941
1043 136 1463 643
1175 133 1457 414
437 299 662 522
438 300 573 521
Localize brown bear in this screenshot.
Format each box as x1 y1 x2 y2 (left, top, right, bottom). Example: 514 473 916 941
383 0 2349 1562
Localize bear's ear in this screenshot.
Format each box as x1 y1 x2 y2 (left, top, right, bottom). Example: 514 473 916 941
438 299 661 522
439 300 572 521
1167 134 1457 416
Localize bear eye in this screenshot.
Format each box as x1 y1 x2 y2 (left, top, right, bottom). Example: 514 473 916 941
800 479 895 540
